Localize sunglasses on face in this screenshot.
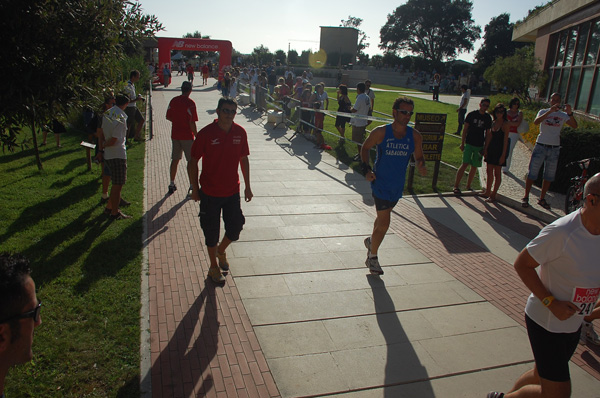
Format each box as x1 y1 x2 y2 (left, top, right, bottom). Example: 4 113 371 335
220 108 237 115
0 300 42 324
396 110 414 116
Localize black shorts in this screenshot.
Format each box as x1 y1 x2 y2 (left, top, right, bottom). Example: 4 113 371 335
525 315 581 382
335 116 350 128
373 193 398 211
198 192 245 247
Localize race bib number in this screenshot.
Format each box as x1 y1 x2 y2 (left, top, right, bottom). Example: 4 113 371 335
572 287 600 316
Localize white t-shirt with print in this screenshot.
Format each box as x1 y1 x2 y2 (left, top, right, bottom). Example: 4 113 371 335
535 108 570 146
525 209 600 333
350 93 371 127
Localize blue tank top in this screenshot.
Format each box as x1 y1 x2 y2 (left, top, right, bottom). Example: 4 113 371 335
372 124 415 201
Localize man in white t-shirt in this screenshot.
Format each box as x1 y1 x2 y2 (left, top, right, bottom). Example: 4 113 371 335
103 94 132 220
522 92 577 210
350 82 371 160
365 79 376 125
455 85 470 134
487 173 600 398
124 70 146 141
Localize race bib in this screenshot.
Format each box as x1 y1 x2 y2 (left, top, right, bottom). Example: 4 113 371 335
572 287 600 316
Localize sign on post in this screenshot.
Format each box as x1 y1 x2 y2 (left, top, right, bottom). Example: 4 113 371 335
407 113 447 191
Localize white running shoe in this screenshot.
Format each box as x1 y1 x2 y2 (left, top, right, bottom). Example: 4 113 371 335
365 256 384 275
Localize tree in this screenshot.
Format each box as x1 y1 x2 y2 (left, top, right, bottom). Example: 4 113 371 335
379 0 481 68
275 50 287 65
288 50 299 65
300 50 312 65
252 45 273 66
483 46 546 103
182 31 211 59
340 16 369 62
0 0 163 168
474 13 527 74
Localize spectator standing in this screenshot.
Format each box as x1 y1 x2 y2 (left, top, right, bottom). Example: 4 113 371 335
335 84 352 143
455 85 470 134
365 80 376 125
186 63 194 84
267 69 277 95
432 73 441 101
102 94 132 220
123 70 146 141
187 98 253 284
162 64 171 88
503 98 524 174
482 104 510 202
166 81 198 195
201 63 209 85
350 82 371 160
453 98 492 194
315 83 329 111
0 254 42 398
522 92 577 209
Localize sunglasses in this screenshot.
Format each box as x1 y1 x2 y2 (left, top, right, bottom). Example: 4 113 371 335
220 108 237 115
0 300 42 324
396 110 414 116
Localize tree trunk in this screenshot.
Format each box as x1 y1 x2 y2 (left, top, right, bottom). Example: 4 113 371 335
30 105 43 170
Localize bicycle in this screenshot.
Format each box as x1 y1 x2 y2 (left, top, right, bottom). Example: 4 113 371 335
564 157 600 214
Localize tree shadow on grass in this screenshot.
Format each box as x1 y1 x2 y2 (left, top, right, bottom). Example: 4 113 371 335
0 178 99 247
75 217 143 293
23 206 113 288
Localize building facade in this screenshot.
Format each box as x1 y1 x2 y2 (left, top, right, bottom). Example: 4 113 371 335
513 0 600 115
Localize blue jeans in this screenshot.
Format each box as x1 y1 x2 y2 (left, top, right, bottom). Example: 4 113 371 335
527 143 560 182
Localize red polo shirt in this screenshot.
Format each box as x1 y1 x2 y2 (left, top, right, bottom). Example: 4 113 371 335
191 120 250 197
166 95 198 140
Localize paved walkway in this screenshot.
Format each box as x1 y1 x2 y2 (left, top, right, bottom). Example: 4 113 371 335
142 76 600 398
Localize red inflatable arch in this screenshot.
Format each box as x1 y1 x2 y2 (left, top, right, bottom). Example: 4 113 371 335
157 37 232 85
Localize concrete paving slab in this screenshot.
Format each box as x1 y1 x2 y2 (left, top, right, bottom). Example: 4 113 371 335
406 196 531 265
267 353 350 398
388 262 459 285
242 290 377 325
277 222 373 239
334 248 431 268
235 275 292 299
230 252 346 276
419 327 533 373
254 321 336 359
231 238 330 258
243 215 286 228
321 234 411 252
335 363 533 398
366 279 484 313
279 212 371 226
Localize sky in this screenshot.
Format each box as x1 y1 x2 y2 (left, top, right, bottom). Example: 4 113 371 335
139 0 549 63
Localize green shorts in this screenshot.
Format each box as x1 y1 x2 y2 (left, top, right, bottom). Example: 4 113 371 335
462 144 483 167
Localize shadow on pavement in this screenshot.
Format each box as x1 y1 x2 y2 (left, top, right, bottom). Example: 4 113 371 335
368 276 435 397
140 280 219 397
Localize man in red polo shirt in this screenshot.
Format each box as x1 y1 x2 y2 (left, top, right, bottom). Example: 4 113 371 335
188 98 253 283
166 81 198 195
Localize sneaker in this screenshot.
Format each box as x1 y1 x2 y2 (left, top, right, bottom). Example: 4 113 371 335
486 393 504 398
217 251 230 271
582 322 600 345
353 154 361 161
168 183 177 195
208 267 226 283
365 256 384 275
119 198 131 207
364 237 372 257
320 144 332 150
100 196 109 204
187 186 193 198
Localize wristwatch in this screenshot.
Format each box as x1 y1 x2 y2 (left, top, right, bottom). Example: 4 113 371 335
541 295 555 307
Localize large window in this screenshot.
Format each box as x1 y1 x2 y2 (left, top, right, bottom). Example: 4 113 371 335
548 20 600 115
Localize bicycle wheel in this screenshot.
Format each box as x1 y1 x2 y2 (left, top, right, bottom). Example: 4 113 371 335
565 186 580 214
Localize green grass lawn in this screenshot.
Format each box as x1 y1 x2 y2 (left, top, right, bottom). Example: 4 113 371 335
290 86 479 194
0 129 144 397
